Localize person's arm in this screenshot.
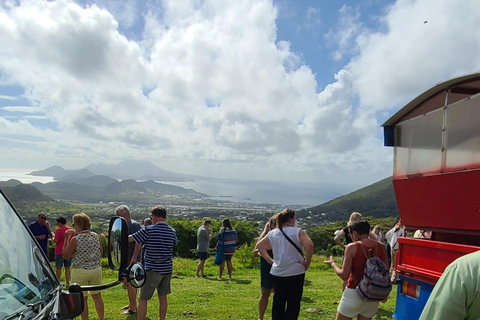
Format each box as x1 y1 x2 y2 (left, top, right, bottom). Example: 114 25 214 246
324 243 355 280
46 221 54 239
62 229 76 259
98 234 103 258
334 230 345 249
298 229 314 270
255 236 274 265
419 264 467 320
129 242 142 266
53 229 60 243
368 231 378 241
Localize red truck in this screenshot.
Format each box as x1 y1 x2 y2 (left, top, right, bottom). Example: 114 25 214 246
382 73 480 319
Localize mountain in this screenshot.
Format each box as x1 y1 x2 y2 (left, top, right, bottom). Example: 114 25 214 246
30 178 208 204
85 159 195 181
2 183 53 203
299 177 398 221
29 160 195 182
29 166 96 180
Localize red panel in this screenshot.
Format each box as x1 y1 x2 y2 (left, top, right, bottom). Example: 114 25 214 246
396 237 479 284
393 169 480 232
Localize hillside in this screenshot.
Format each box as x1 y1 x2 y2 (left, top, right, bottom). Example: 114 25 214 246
299 177 398 222
30 179 208 204
0 181 53 203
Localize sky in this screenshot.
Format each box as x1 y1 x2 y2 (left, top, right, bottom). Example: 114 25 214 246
1 0 480 198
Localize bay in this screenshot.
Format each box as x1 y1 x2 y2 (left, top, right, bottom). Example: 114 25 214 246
0 170 349 206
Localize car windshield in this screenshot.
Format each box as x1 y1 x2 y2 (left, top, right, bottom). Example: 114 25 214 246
0 191 57 319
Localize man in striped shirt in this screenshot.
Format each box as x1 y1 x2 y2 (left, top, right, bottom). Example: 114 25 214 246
129 206 178 320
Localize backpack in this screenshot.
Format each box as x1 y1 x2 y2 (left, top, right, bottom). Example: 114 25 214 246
354 241 392 301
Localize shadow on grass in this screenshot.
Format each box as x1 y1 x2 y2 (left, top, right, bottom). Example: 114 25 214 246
304 279 312 287
206 277 252 285
375 307 394 319
301 296 315 303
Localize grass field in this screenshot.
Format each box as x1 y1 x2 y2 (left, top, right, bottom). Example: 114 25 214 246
70 255 396 319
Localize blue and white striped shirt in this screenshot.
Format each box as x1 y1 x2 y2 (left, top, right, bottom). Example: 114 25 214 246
132 223 178 274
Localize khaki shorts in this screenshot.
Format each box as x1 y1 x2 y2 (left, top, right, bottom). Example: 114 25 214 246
72 266 102 295
139 271 172 300
338 287 380 318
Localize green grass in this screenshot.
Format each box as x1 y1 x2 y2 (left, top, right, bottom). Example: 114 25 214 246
64 256 396 319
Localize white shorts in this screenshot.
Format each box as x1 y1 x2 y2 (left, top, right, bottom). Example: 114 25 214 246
337 288 380 318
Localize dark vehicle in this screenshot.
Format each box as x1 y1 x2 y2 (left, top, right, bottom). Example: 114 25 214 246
0 188 145 319
382 73 480 319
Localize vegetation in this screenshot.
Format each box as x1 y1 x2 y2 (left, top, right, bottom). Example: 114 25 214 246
58 257 396 320
299 177 398 223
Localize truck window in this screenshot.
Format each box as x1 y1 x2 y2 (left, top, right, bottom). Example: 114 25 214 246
0 192 57 319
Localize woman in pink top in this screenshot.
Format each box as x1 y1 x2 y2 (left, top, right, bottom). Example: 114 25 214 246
53 216 72 286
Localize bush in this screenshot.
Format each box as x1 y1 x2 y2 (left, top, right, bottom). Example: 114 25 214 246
234 243 259 269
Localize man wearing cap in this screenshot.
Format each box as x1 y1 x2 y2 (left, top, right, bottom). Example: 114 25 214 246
29 212 54 258
53 216 72 286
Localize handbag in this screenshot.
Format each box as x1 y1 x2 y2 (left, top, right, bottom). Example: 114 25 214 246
280 228 305 260
214 235 225 265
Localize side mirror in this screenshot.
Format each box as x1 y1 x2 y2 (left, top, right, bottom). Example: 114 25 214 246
108 217 128 271
60 290 84 319
126 263 146 288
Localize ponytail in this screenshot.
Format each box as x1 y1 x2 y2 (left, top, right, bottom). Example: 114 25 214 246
276 209 296 230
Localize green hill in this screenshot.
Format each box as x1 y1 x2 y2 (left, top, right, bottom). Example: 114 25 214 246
1 183 53 203
299 177 398 223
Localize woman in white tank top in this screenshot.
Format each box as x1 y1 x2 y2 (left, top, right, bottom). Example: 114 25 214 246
255 209 314 320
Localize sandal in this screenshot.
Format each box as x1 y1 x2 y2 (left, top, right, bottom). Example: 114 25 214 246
121 309 136 315
120 305 129 310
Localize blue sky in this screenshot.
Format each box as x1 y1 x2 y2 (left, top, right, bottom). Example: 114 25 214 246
1 0 479 200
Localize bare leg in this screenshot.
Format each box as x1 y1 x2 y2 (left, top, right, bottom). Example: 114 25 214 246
258 288 272 320
219 261 225 278
196 259 206 277
91 293 104 320
65 267 71 287
81 296 89 320
357 315 373 320
159 295 168 320
56 268 62 282
336 311 353 320
125 280 137 312
137 299 147 320
226 260 233 278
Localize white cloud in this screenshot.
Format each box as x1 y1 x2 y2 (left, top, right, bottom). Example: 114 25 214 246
347 0 480 110
0 0 479 191
0 95 17 101
2 106 44 113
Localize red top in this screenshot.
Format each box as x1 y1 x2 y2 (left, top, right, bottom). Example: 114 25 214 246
54 226 71 255
347 241 388 289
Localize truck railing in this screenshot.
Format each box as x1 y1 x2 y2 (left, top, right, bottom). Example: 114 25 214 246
396 237 479 284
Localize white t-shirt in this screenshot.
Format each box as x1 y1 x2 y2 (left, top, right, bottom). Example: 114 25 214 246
267 227 305 277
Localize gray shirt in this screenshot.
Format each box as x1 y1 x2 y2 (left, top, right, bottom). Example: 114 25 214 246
197 226 210 252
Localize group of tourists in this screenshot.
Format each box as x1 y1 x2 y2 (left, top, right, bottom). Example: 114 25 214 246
30 206 396 320
29 211 104 320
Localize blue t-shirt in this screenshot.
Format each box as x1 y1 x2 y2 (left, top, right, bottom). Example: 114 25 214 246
132 223 178 274
29 221 49 257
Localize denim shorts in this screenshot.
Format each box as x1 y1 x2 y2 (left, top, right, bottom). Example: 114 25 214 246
55 254 72 268
198 252 208 260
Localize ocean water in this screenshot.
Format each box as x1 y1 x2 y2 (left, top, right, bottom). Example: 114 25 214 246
0 170 351 206
0 170 55 184
165 178 351 206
